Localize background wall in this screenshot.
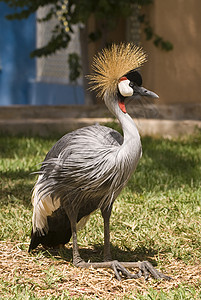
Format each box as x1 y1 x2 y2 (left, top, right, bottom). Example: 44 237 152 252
1 0 201 116
0 3 35 105
141 0 201 107
0 4 84 106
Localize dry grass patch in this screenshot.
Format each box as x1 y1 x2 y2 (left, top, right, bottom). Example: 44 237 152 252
1 241 201 299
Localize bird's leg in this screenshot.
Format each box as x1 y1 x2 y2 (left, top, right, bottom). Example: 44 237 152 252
69 211 171 281
92 206 171 281
69 214 84 266
101 206 112 261
100 206 142 280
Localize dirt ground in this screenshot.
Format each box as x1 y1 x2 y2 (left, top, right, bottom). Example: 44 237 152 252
1 241 201 299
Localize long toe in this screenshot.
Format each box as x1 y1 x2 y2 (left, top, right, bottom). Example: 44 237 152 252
140 261 172 280
73 259 172 281
111 261 140 281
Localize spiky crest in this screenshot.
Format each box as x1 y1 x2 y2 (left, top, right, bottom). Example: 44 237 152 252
88 43 147 98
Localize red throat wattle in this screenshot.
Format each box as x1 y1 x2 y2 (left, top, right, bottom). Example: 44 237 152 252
118 100 127 114
118 76 128 114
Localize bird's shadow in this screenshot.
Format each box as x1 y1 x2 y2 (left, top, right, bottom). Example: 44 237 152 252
31 243 160 267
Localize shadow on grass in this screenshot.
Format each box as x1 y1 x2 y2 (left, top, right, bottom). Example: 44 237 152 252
127 136 201 192
1 131 200 209
1 171 34 207
1 169 36 179
0 134 57 159
32 243 161 267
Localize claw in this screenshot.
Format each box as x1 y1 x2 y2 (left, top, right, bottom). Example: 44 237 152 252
138 261 172 280
110 260 139 280
111 261 122 281
73 259 172 281
140 262 150 280
110 260 172 281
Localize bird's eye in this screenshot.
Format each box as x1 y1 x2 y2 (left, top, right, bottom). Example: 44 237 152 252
129 82 134 88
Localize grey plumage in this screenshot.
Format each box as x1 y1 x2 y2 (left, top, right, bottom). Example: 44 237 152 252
32 112 141 234
28 44 171 281
41 122 140 209
29 87 143 248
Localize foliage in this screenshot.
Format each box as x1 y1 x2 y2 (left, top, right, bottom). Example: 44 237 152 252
1 0 173 58
139 14 173 51
68 52 82 83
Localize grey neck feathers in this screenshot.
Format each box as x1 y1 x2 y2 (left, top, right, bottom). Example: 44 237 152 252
104 92 141 146
104 91 142 189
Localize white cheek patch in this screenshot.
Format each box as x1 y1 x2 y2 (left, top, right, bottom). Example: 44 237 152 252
118 78 133 97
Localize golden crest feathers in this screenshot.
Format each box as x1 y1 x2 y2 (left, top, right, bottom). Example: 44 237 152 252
88 43 147 98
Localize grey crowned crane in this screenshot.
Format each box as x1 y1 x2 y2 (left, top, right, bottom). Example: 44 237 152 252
29 43 171 281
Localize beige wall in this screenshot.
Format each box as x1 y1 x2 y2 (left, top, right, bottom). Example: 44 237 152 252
141 0 201 106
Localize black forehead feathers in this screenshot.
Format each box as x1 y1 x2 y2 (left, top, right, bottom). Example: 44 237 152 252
126 70 142 86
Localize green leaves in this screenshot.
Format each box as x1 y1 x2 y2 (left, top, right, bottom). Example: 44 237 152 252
30 30 71 57
1 0 174 58
153 35 173 51
140 14 173 51
68 52 82 83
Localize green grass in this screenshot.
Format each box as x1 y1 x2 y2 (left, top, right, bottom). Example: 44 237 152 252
0 129 201 299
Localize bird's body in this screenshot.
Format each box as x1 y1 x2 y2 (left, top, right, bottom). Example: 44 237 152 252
29 43 171 280
30 97 142 250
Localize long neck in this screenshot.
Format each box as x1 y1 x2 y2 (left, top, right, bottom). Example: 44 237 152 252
104 92 142 190
104 92 141 145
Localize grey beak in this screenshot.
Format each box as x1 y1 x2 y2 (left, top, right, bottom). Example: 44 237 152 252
135 86 159 99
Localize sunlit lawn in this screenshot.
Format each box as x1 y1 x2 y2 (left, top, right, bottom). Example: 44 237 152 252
0 128 201 299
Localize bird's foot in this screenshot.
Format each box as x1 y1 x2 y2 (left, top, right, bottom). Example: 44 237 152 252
74 260 134 280
110 260 139 281
109 260 172 281
132 260 172 281
73 259 172 281
73 257 86 267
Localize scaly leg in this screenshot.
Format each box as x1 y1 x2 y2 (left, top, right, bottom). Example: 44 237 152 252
69 210 171 281
70 217 84 266
101 206 112 261
100 206 171 280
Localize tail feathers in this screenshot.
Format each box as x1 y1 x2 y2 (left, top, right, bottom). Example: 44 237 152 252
28 227 72 252
28 229 41 252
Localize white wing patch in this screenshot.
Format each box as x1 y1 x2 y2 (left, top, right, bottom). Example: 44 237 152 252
32 175 61 234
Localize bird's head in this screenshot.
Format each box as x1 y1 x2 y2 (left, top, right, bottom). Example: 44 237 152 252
117 70 159 114
88 43 159 114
